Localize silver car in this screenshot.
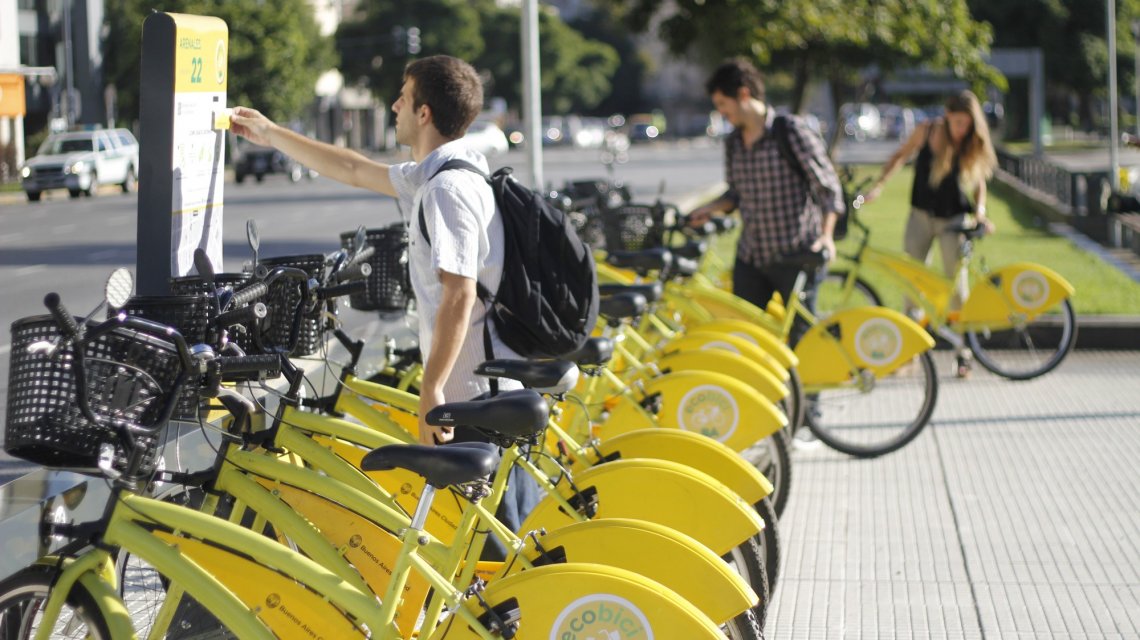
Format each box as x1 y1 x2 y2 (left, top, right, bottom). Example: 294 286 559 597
20 129 139 201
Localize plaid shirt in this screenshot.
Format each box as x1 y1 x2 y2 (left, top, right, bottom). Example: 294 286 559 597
723 110 846 266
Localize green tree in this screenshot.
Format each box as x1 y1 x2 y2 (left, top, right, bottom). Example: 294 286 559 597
104 0 335 125
610 0 1002 150
472 4 619 115
335 0 484 105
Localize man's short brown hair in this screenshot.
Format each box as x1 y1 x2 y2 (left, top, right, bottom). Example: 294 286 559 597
404 56 484 139
706 57 766 102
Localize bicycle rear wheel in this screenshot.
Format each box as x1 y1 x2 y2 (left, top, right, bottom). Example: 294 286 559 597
967 298 1077 380
739 430 792 517
0 566 112 640
805 351 938 458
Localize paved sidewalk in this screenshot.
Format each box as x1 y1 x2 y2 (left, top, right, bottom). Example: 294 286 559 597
767 350 1140 639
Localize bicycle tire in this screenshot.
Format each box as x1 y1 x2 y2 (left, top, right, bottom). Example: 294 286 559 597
754 496 782 596
781 366 805 440
805 350 938 458
740 429 793 517
0 566 112 640
722 605 763 640
723 535 770 632
967 298 1077 380
815 270 883 317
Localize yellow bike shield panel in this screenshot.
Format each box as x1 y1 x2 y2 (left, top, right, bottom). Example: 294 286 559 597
796 307 935 385
689 318 799 368
581 428 774 501
596 260 638 284
429 563 722 640
152 531 363 639
665 331 789 382
868 250 953 316
654 348 789 405
959 262 1075 326
604 370 786 451
505 518 757 623
519 458 764 556
321 438 466 542
254 480 430 636
681 284 782 333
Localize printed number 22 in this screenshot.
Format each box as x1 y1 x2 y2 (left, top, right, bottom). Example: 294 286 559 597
190 57 203 83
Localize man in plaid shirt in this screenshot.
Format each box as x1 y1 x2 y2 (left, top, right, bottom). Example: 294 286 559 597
690 58 845 341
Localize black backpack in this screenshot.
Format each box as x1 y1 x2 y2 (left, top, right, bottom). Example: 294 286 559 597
418 159 600 359
756 115 850 240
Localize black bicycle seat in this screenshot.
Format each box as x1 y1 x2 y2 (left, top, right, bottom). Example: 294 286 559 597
944 224 988 240
607 248 673 273
475 359 579 395
780 248 830 270
599 291 648 321
598 282 663 304
670 241 708 261
424 389 549 440
562 337 614 367
673 256 700 277
359 442 499 488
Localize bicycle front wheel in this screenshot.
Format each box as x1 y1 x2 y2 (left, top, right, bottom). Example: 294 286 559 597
805 351 938 458
0 566 112 640
967 298 1077 380
815 270 883 318
739 430 793 517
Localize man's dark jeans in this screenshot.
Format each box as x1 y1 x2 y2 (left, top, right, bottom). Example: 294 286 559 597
732 256 823 347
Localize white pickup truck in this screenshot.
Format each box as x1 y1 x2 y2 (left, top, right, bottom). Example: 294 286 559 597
19 129 140 202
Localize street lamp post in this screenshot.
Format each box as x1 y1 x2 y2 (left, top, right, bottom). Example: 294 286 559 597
1133 19 1140 139
1108 0 1120 190
62 0 76 128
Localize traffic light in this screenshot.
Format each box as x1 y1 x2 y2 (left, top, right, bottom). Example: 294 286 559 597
407 27 421 55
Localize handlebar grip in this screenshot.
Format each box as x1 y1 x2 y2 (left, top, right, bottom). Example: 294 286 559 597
43 292 82 340
317 280 367 301
215 302 267 328
216 353 281 376
344 245 375 270
229 282 269 308
334 262 372 284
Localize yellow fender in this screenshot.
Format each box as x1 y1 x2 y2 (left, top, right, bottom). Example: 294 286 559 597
519 458 764 557
796 306 935 385
432 563 721 639
653 347 788 405
596 260 638 284
678 284 783 333
688 318 799 369
575 428 773 502
960 262 1075 326
603 369 787 451
664 331 789 382
504 518 757 624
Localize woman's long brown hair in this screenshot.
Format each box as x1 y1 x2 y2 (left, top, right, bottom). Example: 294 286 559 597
929 90 997 196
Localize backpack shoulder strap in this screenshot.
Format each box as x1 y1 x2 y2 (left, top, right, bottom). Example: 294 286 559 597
417 159 489 248
772 115 808 184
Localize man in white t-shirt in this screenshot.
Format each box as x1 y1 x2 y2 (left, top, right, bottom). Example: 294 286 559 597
231 55 518 445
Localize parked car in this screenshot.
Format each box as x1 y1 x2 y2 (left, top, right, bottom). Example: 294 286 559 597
233 140 315 184
19 129 139 201
461 119 510 156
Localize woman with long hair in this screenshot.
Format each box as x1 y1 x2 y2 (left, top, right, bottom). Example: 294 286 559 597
862 89 998 376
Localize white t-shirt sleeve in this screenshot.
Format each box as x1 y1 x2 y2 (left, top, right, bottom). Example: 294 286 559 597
425 185 481 279
388 162 418 206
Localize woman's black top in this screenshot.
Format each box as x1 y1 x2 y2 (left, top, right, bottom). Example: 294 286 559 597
911 125 973 218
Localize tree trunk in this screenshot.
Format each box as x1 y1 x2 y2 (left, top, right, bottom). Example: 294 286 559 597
826 74 846 159
790 55 810 114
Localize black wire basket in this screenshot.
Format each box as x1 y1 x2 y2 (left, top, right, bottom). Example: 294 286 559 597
169 273 258 353
340 225 412 312
257 254 325 357
5 315 184 475
603 204 665 252
111 294 211 420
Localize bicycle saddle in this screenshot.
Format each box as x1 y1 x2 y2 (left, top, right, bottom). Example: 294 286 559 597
672 255 700 277
944 224 988 240
599 291 648 321
424 389 549 440
474 359 579 395
780 248 830 270
606 247 673 273
360 442 499 488
598 282 663 304
562 336 614 367
670 241 708 261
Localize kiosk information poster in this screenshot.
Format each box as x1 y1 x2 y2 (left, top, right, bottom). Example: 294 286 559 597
137 12 228 295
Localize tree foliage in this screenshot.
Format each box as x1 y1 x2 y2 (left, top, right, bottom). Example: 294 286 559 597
104 0 335 126
610 0 1002 147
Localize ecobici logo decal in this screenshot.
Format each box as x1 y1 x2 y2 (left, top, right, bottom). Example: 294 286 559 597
677 384 739 442
1011 270 1049 309
551 594 653 640
854 318 902 366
